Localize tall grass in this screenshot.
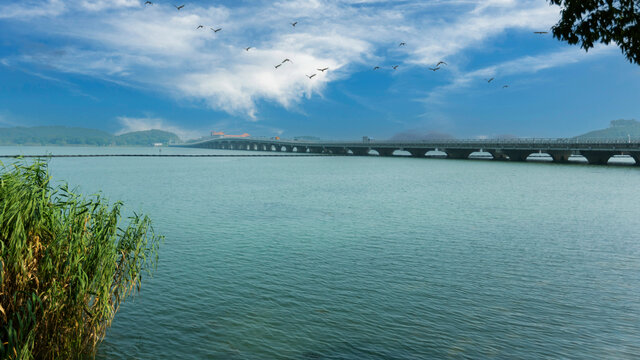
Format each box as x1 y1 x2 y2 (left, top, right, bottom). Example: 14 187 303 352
0 161 162 359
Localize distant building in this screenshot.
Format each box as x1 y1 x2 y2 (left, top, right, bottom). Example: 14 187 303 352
211 131 250 138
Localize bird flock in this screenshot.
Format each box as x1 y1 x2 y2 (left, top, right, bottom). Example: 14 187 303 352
143 1 551 89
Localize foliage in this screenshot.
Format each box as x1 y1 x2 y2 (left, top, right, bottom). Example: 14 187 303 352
0 127 180 146
114 129 180 146
550 0 640 65
0 161 162 359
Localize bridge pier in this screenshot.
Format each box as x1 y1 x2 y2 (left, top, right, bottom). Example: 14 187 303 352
486 150 508 161
294 146 307 153
502 150 532 162
307 146 324 153
547 150 573 163
629 152 640 165
373 148 395 157
405 148 430 158
325 147 348 155
580 150 615 165
349 147 371 156
443 149 474 160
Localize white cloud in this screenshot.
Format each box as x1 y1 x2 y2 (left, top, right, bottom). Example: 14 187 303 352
2 0 596 118
116 116 202 140
423 45 616 104
0 0 66 19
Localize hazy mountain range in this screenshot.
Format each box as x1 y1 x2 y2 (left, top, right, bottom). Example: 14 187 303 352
574 119 640 139
0 127 179 146
1 120 638 146
391 119 640 141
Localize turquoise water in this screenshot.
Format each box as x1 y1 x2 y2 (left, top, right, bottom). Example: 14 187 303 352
3 147 639 359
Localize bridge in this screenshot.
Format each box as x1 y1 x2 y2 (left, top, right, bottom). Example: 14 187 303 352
176 137 640 165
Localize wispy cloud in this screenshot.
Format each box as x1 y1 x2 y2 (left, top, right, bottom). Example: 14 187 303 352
0 0 66 19
423 45 616 104
0 0 581 118
116 116 202 140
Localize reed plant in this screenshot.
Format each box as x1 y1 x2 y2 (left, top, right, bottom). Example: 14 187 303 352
0 161 162 359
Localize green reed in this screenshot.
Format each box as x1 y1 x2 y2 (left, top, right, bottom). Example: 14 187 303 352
0 161 162 359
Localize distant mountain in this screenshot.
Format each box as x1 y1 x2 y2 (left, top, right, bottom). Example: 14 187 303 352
389 130 454 141
114 129 180 146
0 126 180 146
575 119 640 139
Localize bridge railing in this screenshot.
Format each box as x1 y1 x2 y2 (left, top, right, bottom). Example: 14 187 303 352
176 136 640 147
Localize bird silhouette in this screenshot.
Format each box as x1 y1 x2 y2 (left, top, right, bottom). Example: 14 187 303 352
399 42 406 46
275 64 282 69
373 66 380 70
245 47 252 51
317 67 329 72
503 85 509 88
291 21 298 27
307 74 316 79
211 28 222 32
174 4 184 10
486 77 495 83
392 65 399 70
196 25 204 29
429 67 440 71
436 61 447 67
281 58 292 64
144 1 153 5
533 31 548 34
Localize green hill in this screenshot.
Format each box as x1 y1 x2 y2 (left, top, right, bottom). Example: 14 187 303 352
114 129 180 146
0 126 180 146
575 119 640 139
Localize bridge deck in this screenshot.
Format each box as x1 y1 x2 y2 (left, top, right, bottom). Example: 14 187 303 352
174 137 640 165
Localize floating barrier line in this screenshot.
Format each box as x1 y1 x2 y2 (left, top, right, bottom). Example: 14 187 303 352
0 154 336 158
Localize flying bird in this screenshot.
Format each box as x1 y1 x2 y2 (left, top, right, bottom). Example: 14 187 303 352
435 61 447 67
174 4 184 10
317 67 329 72
533 31 548 34
291 21 298 27
211 28 222 32
373 66 380 70
503 85 509 88
486 77 495 83
245 47 252 51
399 42 406 46
275 64 282 69
281 58 292 63
144 1 153 5
307 74 316 79
429 67 440 71
392 65 399 70
196 25 204 29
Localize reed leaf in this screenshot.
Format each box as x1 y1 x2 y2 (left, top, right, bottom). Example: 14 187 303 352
0 161 162 359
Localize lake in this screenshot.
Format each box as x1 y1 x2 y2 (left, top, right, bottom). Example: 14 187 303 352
2 146 639 359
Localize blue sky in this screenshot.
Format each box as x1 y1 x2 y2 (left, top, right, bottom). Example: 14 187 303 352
0 0 639 140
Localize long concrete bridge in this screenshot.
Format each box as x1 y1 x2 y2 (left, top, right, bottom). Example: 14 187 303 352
176 137 640 165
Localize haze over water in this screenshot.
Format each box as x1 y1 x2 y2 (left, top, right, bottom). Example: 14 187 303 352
4 147 638 359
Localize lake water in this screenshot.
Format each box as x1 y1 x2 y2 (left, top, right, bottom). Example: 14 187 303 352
2 146 639 359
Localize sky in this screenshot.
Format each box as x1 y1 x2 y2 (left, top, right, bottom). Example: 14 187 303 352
0 0 639 140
